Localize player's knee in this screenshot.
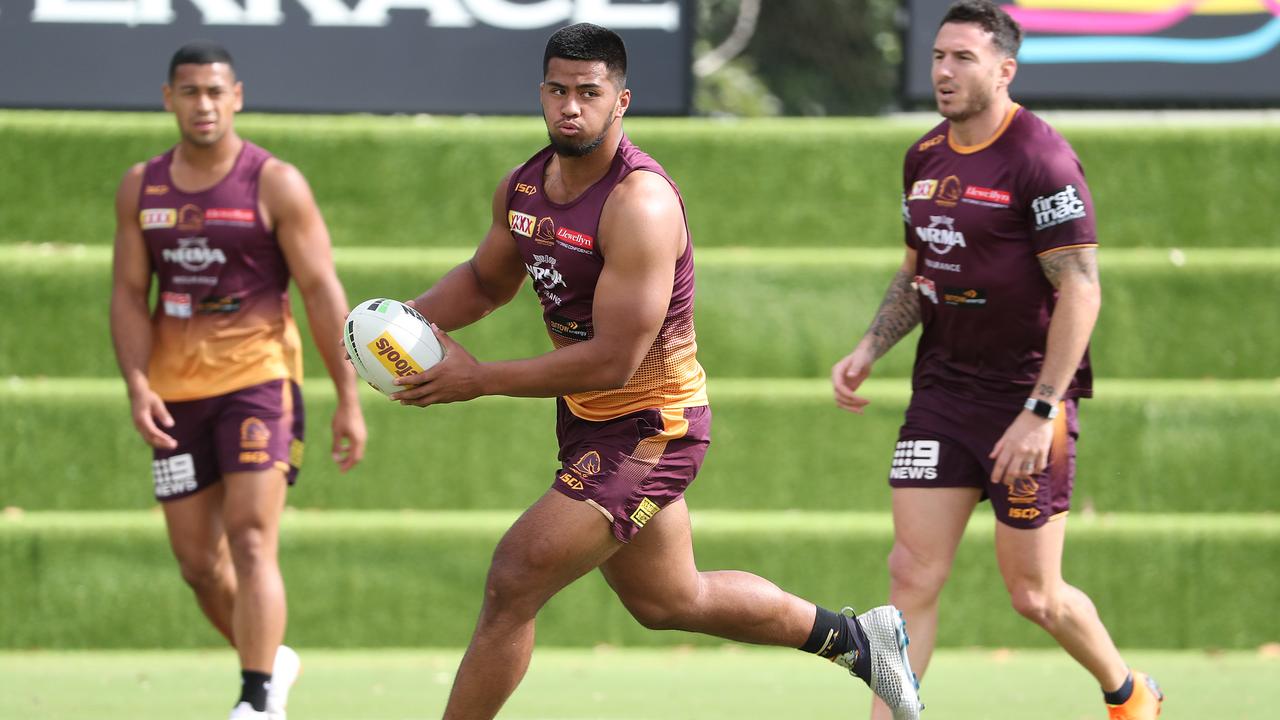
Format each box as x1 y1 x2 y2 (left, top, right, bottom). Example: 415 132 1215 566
225 526 275 574
175 550 227 591
1008 586 1060 628
479 555 550 620
887 543 950 600
626 597 692 631
617 579 701 631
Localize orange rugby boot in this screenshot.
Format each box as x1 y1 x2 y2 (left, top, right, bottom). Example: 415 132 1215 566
1106 671 1163 719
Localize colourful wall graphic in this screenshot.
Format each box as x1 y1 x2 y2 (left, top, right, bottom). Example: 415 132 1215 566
905 0 1280 103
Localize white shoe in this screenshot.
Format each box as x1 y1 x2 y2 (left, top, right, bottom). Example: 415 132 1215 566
266 645 301 720
228 702 268 719
834 606 924 720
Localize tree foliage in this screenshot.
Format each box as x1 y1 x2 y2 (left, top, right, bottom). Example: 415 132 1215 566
696 0 902 116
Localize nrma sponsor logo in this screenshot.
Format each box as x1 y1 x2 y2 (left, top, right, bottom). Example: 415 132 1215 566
916 215 965 255
526 254 566 290
162 238 226 272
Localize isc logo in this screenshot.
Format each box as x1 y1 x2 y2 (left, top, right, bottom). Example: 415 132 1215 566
559 472 584 491
1008 507 1042 520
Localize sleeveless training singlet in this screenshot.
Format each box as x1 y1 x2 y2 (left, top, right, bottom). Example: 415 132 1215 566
138 142 302 402
507 136 707 421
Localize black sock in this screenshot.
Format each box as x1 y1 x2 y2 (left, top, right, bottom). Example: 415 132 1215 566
799 606 872 683
238 670 272 712
1103 671 1134 705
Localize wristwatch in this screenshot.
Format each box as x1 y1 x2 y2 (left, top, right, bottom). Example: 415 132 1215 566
1024 397 1059 420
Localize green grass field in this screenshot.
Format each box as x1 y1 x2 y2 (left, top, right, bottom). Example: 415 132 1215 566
2 647 1275 719
1 111 1275 717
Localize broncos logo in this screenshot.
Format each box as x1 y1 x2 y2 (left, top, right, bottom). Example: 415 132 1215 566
572 450 602 477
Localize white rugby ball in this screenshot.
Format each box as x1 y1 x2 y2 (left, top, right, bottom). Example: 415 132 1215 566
343 298 444 395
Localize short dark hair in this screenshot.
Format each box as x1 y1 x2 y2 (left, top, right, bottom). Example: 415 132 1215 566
168 41 235 83
543 23 627 87
940 0 1022 58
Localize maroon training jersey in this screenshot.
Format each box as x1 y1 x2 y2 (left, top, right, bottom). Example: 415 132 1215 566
902 105 1096 402
138 141 302 402
507 135 707 421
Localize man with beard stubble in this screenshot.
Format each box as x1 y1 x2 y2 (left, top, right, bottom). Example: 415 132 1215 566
831 3 1163 719
390 22 924 720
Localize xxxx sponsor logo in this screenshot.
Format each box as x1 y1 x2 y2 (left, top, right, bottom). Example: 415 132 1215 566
140 208 176 230
908 179 937 201
509 211 535 237
368 332 423 379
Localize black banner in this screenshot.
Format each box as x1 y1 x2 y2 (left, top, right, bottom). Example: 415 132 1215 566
904 0 1280 104
0 0 692 114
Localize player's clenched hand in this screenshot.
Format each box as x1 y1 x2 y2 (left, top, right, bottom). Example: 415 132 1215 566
128 386 178 450
831 348 874 414
331 399 367 472
390 324 483 407
989 411 1054 487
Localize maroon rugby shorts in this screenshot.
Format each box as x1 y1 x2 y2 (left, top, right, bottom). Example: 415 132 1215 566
151 379 304 501
552 399 710 543
890 385 1078 529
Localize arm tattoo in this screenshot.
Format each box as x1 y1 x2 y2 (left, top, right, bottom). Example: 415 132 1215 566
1036 383 1056 399
865 268 921 359
1038 246 1099 290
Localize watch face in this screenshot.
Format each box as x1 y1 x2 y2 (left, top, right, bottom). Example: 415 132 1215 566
1026 398 1055 418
